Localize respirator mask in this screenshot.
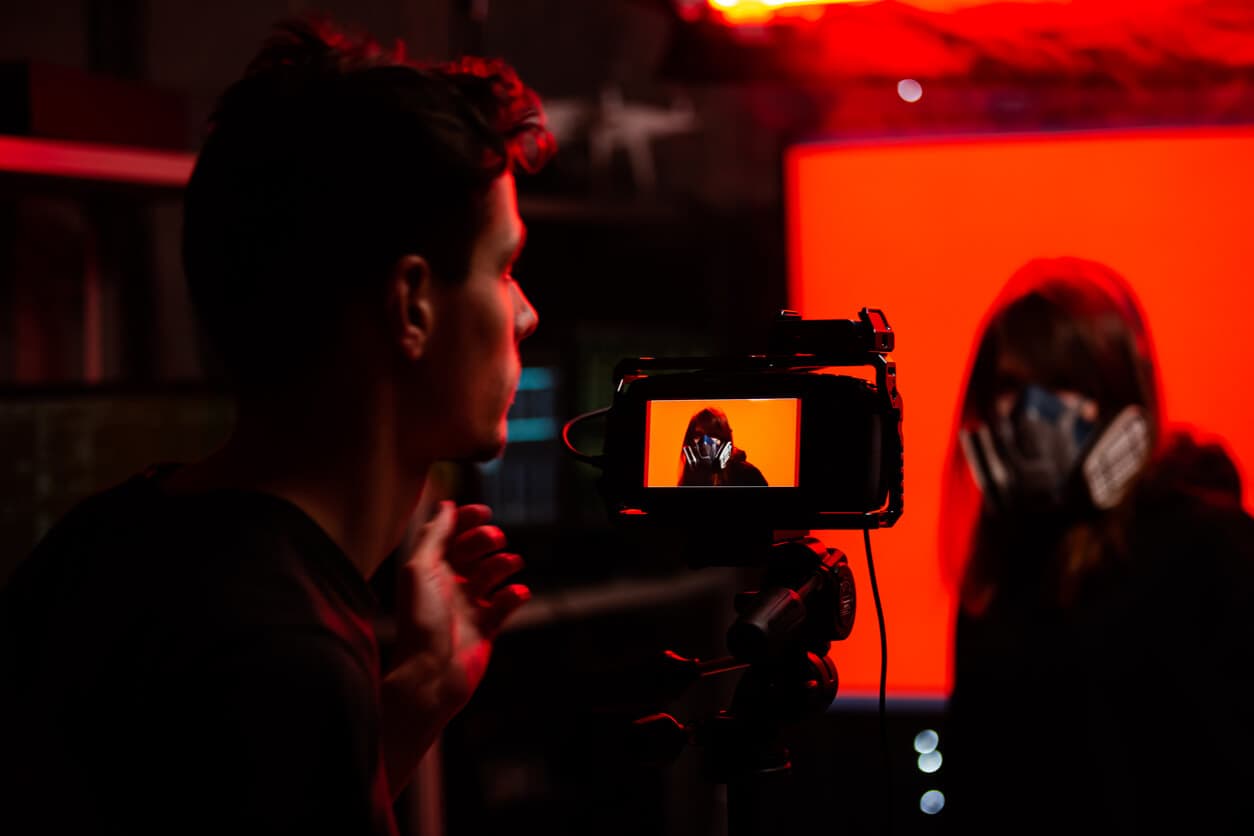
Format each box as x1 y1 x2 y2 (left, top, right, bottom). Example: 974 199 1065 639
683 434 733 474
959 384 1151 515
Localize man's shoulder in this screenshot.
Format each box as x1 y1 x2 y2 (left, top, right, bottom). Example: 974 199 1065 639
4 467 378 655
3 468 164 600
10 466 284 586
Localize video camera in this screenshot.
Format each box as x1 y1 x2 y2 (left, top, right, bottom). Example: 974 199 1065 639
565 308 904 541
561 310 904 819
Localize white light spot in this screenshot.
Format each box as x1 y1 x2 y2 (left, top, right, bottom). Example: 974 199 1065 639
920 789 945 815
897 78 923 103
917 750 943 774
913 728 939 753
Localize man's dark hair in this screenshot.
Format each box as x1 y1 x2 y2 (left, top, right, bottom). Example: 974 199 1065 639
182 17 555 390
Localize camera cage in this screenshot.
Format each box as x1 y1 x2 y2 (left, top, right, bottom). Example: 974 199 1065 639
581 308 904 533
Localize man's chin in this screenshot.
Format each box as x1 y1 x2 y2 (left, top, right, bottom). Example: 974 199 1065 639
444 419 510 464
458 433 508 464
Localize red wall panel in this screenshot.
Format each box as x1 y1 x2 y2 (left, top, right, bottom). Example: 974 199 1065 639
787 126 1254 699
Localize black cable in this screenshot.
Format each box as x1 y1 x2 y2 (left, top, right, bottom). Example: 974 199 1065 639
864 525 892 835
560 407 609 467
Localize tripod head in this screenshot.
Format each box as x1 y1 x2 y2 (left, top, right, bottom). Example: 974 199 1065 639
728 535 856 669
625 533 857 836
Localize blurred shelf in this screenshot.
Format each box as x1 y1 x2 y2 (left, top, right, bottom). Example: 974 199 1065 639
0 135 693 226
0 135 193 190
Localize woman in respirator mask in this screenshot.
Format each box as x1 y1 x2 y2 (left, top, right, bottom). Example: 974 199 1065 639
938 257 1254 835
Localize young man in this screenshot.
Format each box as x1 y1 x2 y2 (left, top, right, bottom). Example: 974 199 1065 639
0 17 554 835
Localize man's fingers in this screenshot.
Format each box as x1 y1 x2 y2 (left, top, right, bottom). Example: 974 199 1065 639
477 583 531 637
409 500 456 569
463 552 525 603
452 503 493 535
447 525 507 574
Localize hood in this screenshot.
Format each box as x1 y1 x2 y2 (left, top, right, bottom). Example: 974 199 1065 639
1142 426 1243 507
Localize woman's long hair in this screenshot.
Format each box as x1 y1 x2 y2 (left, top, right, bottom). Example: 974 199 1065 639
939 257 1164 616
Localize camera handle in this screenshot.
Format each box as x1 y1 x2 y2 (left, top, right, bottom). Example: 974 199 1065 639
626 536 855 836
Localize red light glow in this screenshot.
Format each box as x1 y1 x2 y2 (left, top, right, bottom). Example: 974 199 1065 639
706 0 870 25
704 0 1072 26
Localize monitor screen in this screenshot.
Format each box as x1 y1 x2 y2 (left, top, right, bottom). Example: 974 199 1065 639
644 397 800 488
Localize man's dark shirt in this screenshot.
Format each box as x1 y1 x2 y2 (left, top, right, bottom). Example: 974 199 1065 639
0 465 397 835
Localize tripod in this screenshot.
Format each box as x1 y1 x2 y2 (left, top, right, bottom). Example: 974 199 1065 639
625 534 856 836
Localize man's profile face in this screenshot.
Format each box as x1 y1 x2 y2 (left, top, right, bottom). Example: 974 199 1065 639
425 172 537 462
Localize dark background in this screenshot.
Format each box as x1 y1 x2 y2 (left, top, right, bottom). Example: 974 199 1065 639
10 1 1249 834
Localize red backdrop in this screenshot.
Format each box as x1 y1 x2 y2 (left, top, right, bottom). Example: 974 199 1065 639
788 125 1254 699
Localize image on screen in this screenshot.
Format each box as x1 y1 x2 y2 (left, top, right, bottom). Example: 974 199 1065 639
644 398 800 488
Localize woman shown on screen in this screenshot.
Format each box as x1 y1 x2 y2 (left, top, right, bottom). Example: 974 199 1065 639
678 407 768 487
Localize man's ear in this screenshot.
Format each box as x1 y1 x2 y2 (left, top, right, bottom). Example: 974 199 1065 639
387 254 435 360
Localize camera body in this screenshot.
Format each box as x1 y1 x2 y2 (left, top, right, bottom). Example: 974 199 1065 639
596 309 904 533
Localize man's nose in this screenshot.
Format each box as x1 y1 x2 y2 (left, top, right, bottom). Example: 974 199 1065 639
512 278 538 342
